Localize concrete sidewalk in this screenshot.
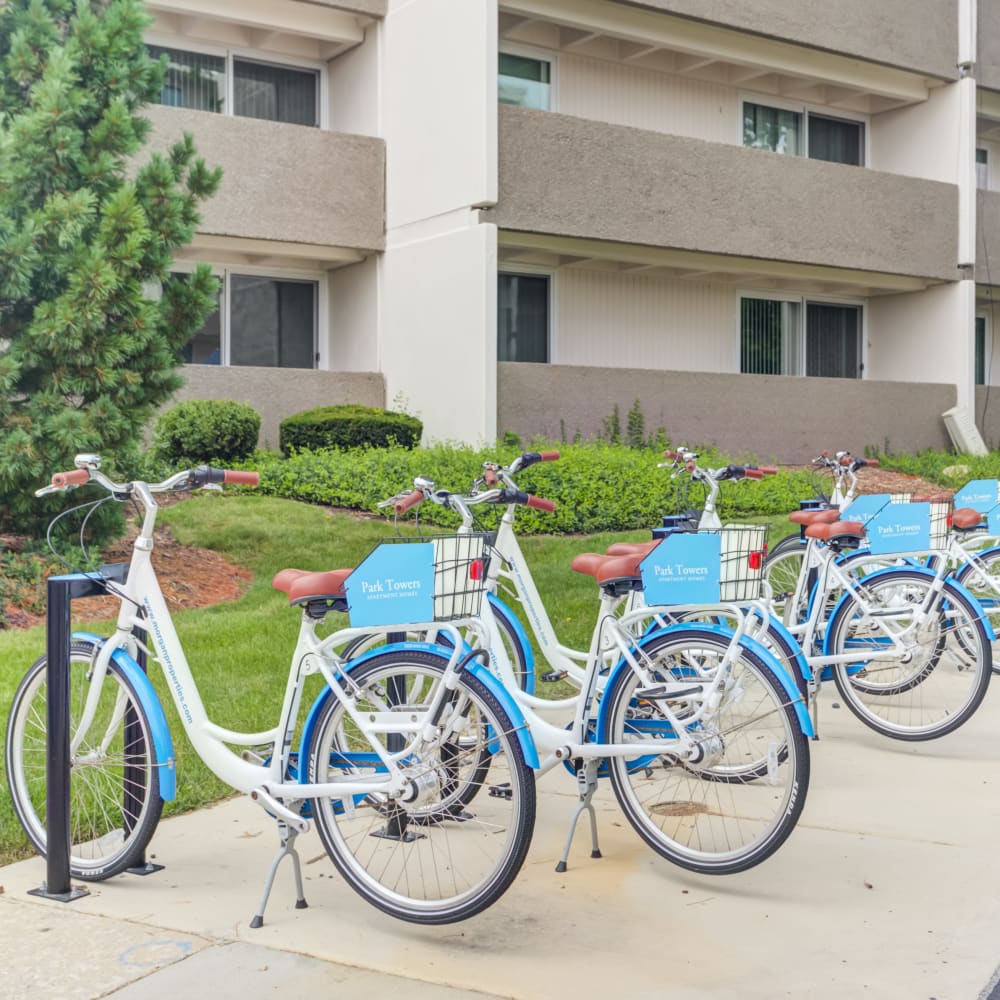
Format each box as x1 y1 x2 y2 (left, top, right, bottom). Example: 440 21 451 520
4 691 1000 1000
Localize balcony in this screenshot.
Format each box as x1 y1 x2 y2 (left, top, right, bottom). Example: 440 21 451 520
143 105 385 265
981 0 1000 93
601 0 958 80
487 106 960 288
976 190 1000 285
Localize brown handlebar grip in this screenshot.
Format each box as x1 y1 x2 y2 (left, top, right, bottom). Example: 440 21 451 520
51 469 90 488
223 470 260 486
526 495 556 512
663 450 680 460
759 466 778 475
863 458 880 467
540 451 560 461
394 490 424 514
484 468 498 486
743 468 764 479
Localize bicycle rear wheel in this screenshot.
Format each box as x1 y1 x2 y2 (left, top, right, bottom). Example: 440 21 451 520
5 642 163 879
307 649 535 923
602 628 809 875
826 569 992 739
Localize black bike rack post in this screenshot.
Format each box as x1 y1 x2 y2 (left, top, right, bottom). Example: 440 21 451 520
29 566 128 903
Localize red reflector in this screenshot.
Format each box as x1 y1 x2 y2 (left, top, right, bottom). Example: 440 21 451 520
469 560 484 581
747 551 763 571
946 513 954 527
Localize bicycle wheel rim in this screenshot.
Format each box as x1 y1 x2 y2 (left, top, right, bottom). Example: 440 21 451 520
604 630 807 874
308 651 534 923
829 571 991 739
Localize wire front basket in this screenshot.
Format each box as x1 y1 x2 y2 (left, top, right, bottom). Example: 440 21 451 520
719 524 769 602
640 524 768 605
430 533 491 620
886 493 951 550
345 532 491 627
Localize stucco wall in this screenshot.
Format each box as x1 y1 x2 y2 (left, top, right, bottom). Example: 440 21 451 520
614 0 958 80
975 386 1000 447
498 362 955 462
143 106 385 251
979 2 1000 92
488 107 961 282
170 366 385 450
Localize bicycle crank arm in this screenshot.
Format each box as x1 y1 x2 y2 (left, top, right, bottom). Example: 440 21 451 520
250 786 310 834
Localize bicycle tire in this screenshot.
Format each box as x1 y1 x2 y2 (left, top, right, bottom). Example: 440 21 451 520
601 628 809 875
954 545 1000 676
826 569 992 740
763 538 808 625
307 648 536 923
5 642 163 879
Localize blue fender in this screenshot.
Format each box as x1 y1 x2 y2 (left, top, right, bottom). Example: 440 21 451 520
72 632 176 801
487 592 537 694
595 623 814 741
750 611 814 684
298 641 539 774
823 565 996 659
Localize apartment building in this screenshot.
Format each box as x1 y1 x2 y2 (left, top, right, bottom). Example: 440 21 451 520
144 0 1000 460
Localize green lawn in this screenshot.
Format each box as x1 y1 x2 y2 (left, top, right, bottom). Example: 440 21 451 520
0 493 797 866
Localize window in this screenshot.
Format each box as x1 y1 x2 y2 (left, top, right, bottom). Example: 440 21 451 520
499 51 551 111
149 44 320 126
180 271 318 369
151 47 225 112
741 296 861 378
977 148 990 191
976 315 989 385
743 100 865 166
498 273 549 363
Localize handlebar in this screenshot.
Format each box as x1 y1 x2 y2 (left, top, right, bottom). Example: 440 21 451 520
385 478 557 527
50 469 90 489
37 456 260 499
393 490 425 514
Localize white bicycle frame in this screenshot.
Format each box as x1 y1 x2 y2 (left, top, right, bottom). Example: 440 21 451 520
70 478 487 824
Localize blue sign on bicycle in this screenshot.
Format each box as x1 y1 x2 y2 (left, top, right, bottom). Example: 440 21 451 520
640 532 721 605
865 502 931 555
988 506 1000 537
345 542 435 627
840 494 892 524
954 480 1000 513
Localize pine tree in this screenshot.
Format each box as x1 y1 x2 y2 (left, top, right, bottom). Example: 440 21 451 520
0 0 221 538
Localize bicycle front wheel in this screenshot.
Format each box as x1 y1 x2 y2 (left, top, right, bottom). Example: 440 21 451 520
5 643 163 879
826 569 992 739
763 538 808 625
602 628 809 875
307 649 536 923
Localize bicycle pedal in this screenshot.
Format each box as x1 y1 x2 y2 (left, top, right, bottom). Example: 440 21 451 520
541 670 568 683
489 782 513 800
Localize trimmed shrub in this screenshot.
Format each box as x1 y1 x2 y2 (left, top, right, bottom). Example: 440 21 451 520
279 405 422 454
153 400 261 465
248 440 815 535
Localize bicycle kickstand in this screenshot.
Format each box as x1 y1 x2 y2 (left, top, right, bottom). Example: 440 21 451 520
249 818 308 929
555 758 603 873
